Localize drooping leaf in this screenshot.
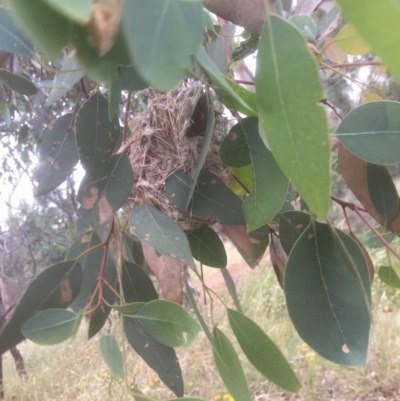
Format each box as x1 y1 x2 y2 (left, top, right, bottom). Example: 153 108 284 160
219 122 251 168
334 0 400 80
66 231 103 312
42 0 91 25
21 309 77 346
10 0 71 58
338 144 400 235
187 226 227 268
227 308 301 393
122 233 145 267
0 69 37 96
336 101 400 165
290 15 317 41
367 163 399 224
212 328 252 401
166 169 245 226
130 205 195 267
324 37 347 63
33 113 79 197
256 15 330 218
112 302 146 316
72 24 131 82
186 95 215 208
285 220 371 365
77 153 133 229
142 243 184 304
378 265 400 289
0 8 33 54
196 47 256 116
123 0 203 90
133 300 201 347
279 211 311 255
228 165 254 196
364 227 396 249
100 334 124 378
221 268 243 313
112 66 150 92
124 317 184 397
121 260 158 304
241 117 289 231
88 256 117 339
75 93 121 179
0 260 82 354
269 234 287 289
221 224 269 268
349 232 375 283
45 53 85 106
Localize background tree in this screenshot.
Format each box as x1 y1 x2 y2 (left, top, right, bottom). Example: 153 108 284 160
1 0 400 400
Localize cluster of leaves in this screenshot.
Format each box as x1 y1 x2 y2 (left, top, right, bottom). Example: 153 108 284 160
2 0 400 400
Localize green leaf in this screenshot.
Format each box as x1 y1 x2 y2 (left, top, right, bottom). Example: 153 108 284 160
112 302 146 316
378 265 400 288
45 55 85 106
221 268 243 313
364 227 396 249
77 153 133 229
196 47 256 116
334 0 400 80
100 334 124 378
227 308 301 393
112 66 150 92
166 169 245 226
66 231 103 312
219 122 251 168
0 8 33 54
285 220 371 366
75 93 121 179
124 317 183 397
72 25 132 82
21 309 77 346
123 0 203 91
212 328 252 401
256 15 330 218
42 0 91 25
10 0 71 58
334 22 370 55
290 15 317 41
335 101 400 165
133 300 201 347
187 226 227 268
0 69 37 96
241 117 289 231
33 114 79 197
0 260 82 354
88 256 117 339
367 164 399 224
122 233 145 266
130 205 195 267
279 211 311 255
122 260 158 303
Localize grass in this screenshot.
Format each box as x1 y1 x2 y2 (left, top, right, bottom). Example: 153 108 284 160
3 259 400 401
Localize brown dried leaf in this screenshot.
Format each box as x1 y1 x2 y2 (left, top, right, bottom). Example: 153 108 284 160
219 224 265 268
269 235 287 289
88 0 123 56
338 143 400 235
349 233 375 283
142 243 184 304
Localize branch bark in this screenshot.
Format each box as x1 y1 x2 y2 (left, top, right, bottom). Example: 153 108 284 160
202 0 266 34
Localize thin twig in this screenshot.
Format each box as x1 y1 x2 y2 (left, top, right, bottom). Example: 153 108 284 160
319 61 382 70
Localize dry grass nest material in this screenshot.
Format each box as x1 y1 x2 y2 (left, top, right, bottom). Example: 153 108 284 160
129 81 228 231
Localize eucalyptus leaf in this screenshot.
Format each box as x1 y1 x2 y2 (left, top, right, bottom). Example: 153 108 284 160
130 205 195 267
100 334 124 378
42 0 91 25
256 15 330 218
336 101 400 165
219 122 251 168
0 69 37 96
227 308 301 393
290 15 317 41
285 220 371 366
21 309 77 345
279 211 311 255
364 227 396 249
123 0 203 90
378 265 400 289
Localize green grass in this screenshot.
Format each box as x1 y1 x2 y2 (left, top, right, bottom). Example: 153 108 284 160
3 262 400 401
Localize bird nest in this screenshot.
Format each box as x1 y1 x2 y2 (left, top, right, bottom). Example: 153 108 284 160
128 81 228 231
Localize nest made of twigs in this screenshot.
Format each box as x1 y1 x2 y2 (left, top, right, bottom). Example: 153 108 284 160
128 81 228 231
